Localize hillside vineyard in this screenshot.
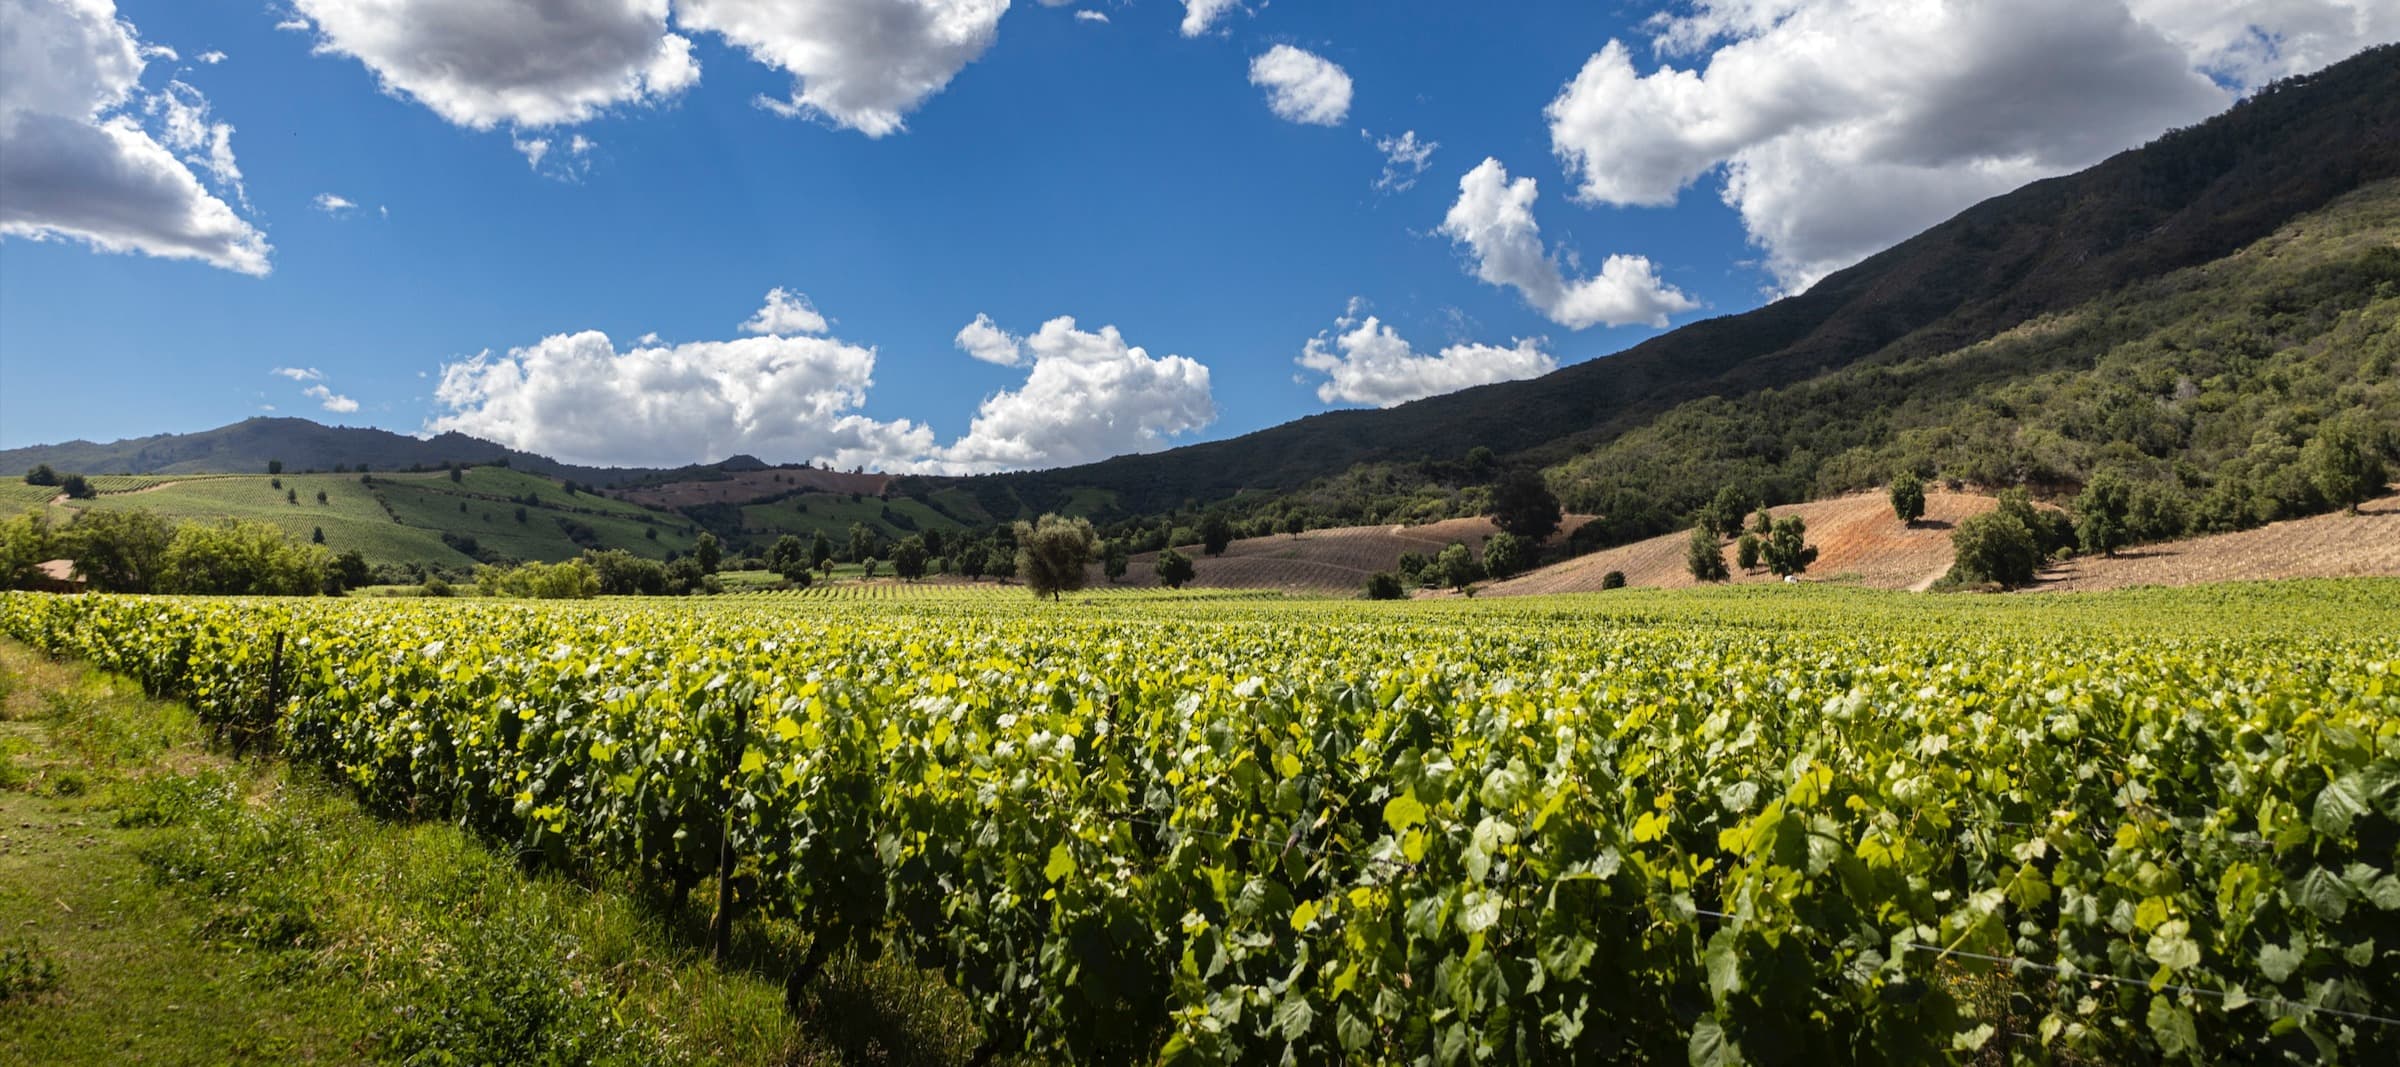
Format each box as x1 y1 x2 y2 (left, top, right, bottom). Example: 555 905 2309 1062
4 587 2392 1063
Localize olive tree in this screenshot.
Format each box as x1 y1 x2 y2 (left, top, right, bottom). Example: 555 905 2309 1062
1015 514 1099 600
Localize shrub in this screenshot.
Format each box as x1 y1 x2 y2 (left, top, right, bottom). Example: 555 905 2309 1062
1949 510 2042 588
1890 471 1926 525
1600 570 1627 590
1154 547 1195 589
1686 527 1729 582
1363 572 1405 600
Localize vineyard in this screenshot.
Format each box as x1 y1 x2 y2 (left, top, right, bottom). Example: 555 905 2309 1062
1 583 2394 1064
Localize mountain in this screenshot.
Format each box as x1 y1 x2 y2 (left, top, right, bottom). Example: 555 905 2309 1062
2 418 694 487
927 44 2400 520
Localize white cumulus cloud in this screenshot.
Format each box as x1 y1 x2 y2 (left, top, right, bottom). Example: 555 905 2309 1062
1073 9 1107 23
287 0 699 130
1180 0 1240 37
1546 0 2397 291
741 287 830 336
1299 307 1555 408
1439 158 1698 330
953 312 1024 365
427 300 1215 473
305 384 360 413
927 315 1215 473
196 49 225 64
313 192 356 215
677 0 1009 138
0 0 270 275
1249 44 1351 126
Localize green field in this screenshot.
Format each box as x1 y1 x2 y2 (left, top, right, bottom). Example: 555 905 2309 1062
31 467 699 570
2 580 2393 1064
738 490 966 544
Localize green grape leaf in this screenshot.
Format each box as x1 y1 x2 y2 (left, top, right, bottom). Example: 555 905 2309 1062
1383 790 1426 833
1044 842 1075 884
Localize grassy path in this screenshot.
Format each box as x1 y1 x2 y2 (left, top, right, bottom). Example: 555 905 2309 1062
0 642 991 1066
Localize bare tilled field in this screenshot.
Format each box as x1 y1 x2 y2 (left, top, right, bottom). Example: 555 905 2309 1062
1090 515 1590 593
1482 490 1997 595
2036 490 2400 592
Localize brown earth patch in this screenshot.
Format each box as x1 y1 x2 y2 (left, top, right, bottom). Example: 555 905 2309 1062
2034 490 2400 591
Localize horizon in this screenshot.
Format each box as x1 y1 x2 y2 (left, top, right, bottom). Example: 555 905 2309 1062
4 1 2394 470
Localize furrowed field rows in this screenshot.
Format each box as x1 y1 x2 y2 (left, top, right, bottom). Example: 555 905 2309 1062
1 583 2394 1064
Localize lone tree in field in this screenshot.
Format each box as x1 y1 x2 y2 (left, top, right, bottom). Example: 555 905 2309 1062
267 459 283 476
1200 513 1235 556
1488 468 1562 542
2074 469 2132 557
24 464 58 487
1702 484 1754 539
891 536 928 581
1890 471 1926 526
1686 526 1729 582
1763 515 1818 577
1949 510 2042 588
60 473 94 499
2306 415 2389 515
1154 546 1195 589
694 532 722 574
1015 514 1097 600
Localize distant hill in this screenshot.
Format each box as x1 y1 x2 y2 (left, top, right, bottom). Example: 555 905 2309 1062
0 418 658 485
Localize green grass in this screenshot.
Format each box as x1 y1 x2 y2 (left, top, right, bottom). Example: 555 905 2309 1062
51 467 702 570
739 492 966 544
0 640 1002 1066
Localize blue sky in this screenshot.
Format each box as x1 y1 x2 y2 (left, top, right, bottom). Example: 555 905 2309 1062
4 1 2391 471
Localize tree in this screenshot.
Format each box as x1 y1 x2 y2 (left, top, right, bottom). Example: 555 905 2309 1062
312 525 326 544
1735 532 1762 572
64 509 176 593
1949 511 2042 588
514 506 529 524
1763 516 1817 577
1155 547 1195 589
846 522 876 564
959 544 987 580
1600 570 1627 590
892 536 928 581
984 545 1016 582
287 488 299 505
332 549 371 591
1890 471 1927 526
1750 508 1773 538
1102 540 1129 583
1434 542 1483 590
316 490 329 505
1200 513 1235 556
1481 531 1527 579
449 466 463 483
60 474 93 499
0 511 56 590
159 519 331 596
810 530 834 569
1686 527 1729 582
584 549 668 596
24 464 58 487
1014 514 1098 600
1363 572 1405 600
861 558 880 579
2074 469 2133 557
1702 485 1754 539
2306 415 2389 515
267 459 283 476
1488 468 1562 542
768 535 808 581
694 532 722 575
922 528 946 560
